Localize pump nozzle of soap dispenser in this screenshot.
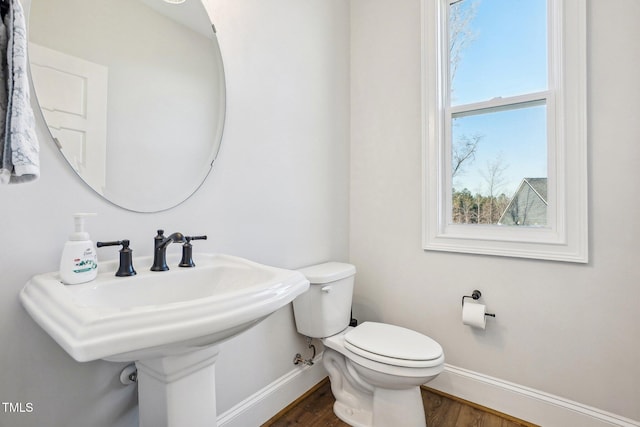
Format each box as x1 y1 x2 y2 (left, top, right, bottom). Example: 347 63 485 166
70 213 97 241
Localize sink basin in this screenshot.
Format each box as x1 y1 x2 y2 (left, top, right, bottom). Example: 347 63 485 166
20 253 310 362
21 253 310 426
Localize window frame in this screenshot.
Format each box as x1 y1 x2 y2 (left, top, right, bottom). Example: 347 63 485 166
422 0 588 263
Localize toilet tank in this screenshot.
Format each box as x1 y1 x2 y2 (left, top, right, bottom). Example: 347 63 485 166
293 262 356 338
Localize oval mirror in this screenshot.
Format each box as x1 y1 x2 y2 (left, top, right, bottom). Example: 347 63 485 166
27 0 225 212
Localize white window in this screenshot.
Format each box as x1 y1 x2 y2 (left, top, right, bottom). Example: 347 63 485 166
422 0 588 262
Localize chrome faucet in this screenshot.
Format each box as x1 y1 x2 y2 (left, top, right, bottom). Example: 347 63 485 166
151 229 186 271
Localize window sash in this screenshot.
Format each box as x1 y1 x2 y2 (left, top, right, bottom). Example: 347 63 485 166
445 94 555 231
449 92 549 118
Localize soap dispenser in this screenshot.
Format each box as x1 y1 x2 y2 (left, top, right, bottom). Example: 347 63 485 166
59 213 98 285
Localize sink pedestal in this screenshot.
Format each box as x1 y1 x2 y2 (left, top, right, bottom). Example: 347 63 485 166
136 346 221 427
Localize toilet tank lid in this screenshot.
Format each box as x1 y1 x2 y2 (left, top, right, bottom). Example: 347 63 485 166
297 262 356 284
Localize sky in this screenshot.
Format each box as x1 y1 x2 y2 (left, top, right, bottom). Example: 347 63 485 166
450 0 548 197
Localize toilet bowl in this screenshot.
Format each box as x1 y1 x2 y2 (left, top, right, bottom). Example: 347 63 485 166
292 262 445 427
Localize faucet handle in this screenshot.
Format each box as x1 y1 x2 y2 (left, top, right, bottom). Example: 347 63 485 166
96 240 137 277
179 235 208 268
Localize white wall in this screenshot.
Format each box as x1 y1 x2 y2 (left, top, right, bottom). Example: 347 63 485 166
0 0 349 426
350 0 640 423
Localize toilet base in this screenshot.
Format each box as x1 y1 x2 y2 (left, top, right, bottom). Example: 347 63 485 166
333 386 426 427
323 347 428 427
371 387 426 427
334 400 372 427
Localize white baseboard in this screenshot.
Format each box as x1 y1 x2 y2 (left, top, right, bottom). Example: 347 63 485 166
428 364 640 427
216 359 639 427
217 355 327 427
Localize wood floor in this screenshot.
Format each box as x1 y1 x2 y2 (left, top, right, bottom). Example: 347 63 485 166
263 378 538 427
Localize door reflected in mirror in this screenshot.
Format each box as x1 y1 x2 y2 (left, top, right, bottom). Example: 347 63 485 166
27 0 225 212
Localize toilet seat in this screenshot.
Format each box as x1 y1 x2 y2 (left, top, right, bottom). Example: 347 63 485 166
344 322 443 368
323 326 444 381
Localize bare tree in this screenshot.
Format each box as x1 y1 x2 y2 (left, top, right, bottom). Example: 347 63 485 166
452 133 483 178
480 155 508 223
449 0 480 91
449 0 482 181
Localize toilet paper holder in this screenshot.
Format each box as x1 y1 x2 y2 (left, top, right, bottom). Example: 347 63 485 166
462 290 496 317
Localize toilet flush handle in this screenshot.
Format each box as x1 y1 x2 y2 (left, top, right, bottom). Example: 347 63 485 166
321 286 332 293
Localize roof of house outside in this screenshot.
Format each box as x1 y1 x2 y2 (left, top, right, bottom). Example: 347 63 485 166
523 178 548 203
498 178 548 226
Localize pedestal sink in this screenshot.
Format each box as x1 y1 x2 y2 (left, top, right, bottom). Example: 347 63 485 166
19 253 310 427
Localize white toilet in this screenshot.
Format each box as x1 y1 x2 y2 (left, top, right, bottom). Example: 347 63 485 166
293 262 444 427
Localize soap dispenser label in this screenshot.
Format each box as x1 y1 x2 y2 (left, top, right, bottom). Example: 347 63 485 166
72 258 97 274
71 249 97 274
